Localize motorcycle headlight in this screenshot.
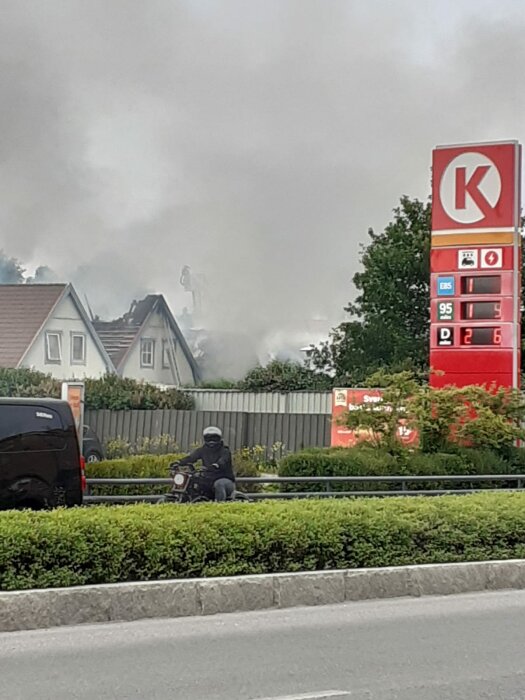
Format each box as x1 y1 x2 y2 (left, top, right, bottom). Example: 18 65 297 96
173 473 186 487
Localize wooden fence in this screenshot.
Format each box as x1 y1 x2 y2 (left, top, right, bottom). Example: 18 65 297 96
84 410 331 453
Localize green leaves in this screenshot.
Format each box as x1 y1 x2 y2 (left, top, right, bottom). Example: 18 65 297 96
310 196 431 383
3 494 525 590
0 368 194 410
238 359 332 392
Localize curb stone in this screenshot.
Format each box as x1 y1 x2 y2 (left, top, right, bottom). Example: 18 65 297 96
2 559 525 633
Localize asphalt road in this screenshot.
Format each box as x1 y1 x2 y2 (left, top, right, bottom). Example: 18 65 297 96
1 590 525 699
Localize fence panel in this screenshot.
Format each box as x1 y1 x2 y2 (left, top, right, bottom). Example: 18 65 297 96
84 410 331 452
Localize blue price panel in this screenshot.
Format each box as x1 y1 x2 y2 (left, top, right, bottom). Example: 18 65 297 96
437 276 455 296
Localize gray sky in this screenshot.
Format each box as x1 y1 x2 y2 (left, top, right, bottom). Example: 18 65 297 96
1 0 525 355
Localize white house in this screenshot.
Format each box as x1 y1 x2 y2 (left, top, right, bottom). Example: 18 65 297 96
93 295 200 387
0 284 115 379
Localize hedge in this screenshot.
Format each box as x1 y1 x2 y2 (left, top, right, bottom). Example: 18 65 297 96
85 454 184 496
2 493 525 590
85 452 261 496
0 368 194 410
278 446 524 493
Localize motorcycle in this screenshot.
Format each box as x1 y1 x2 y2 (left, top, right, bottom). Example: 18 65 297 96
159 462 251 504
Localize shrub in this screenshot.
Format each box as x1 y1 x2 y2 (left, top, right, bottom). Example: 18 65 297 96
0 368 194 410
278 446 520 493
2 493 525 590
105 434 181 459
86 453 183 496
239 359 332 392
338 370 525 455
86 451 264 496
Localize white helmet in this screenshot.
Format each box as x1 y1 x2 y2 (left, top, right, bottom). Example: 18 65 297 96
203 426 222 438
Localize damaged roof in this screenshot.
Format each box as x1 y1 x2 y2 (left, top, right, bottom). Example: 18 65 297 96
93 294 200 382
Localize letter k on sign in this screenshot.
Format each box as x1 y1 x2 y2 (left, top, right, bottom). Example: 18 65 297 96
455 165 490 212
432 142 519 231
440 152 501 225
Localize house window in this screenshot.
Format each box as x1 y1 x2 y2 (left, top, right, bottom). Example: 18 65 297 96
45 332 62 363
162 340 174 369
140 338 155 368
71 333 86 364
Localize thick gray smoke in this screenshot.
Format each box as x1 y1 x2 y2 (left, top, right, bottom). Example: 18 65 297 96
0 0 524 376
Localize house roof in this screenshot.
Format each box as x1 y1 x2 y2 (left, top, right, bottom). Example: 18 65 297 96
0 283 116 371
93 294 200 382
0 284 67 367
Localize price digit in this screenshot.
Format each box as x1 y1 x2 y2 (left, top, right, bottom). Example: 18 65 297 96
494 302 501 319
493 328 502 345
463 328 473 345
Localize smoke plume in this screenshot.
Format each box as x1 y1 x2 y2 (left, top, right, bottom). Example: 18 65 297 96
0 0 524 376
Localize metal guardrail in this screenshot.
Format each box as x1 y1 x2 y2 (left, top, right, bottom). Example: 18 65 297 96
83 474 525 504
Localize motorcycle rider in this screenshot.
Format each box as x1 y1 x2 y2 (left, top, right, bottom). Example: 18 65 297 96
174 427 236 501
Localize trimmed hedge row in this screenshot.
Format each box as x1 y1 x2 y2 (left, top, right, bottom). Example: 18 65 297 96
278 446 525 492
85 452 261 496
2 493 525 590
86 454 183 496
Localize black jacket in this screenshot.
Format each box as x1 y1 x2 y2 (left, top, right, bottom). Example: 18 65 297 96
178 443 235 482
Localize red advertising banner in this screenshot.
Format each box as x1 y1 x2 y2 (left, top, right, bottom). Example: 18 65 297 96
330 388 418 448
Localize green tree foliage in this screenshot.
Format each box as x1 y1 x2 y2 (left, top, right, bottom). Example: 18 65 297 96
311 197 431 384
0 368 193 410
238 359 332 392
337 371 525 455
340 370 419 453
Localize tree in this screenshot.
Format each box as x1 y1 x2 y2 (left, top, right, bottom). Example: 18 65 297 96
311 196 431 384
239 359 332 392
340 370 525 456
0 251 25 284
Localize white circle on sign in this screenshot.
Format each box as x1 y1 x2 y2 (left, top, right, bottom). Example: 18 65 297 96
439 152 501 224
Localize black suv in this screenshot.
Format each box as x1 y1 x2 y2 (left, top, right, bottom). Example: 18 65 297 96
82 425 105 463
0 398 85 511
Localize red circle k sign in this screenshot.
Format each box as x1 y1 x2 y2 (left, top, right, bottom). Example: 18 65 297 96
432 142 519 231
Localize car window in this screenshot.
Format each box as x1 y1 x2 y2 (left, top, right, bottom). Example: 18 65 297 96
0 405 66 453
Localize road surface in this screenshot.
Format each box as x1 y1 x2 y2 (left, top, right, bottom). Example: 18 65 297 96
1 590 525 699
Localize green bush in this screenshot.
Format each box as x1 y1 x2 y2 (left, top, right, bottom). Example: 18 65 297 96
86 453 183 496
86 451 263 496
104 434 182 459
0 368 194 410
2 493 525 590
278 446 521 493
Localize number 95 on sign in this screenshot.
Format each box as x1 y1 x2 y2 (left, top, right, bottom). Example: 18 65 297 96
437 301 454 321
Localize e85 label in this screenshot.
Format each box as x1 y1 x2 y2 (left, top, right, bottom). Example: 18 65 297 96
437 301 454 321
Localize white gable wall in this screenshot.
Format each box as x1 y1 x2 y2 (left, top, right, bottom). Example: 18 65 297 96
119 307 196 386
21 293 110 379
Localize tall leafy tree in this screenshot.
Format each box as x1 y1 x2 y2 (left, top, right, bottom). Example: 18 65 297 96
0 251 25 284
311 196 431 384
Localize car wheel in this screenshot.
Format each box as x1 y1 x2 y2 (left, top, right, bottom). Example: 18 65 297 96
85 451 103 463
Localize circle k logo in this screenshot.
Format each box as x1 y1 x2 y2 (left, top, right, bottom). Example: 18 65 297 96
439 152 502 224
